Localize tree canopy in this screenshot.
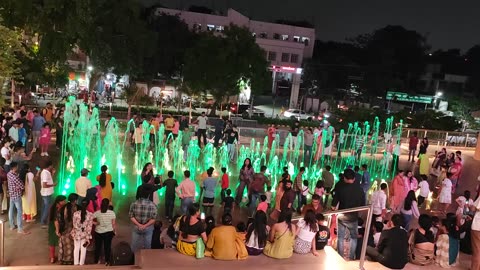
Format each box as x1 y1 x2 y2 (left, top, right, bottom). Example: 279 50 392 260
183 24 271 103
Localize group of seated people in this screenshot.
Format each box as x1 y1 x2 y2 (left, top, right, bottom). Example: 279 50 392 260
365 211 471 269
155 203 330 260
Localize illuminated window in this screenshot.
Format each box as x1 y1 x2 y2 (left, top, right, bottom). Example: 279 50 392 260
302 37 310 46
215 25 224 32
273 33 280 40
268 51 277 61
259 32 267 38
281 34 289 41
293 36 300 42
281 53 290 62
207 24 215 31
291 54 299 63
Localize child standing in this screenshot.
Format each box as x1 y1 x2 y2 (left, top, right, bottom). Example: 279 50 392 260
162 171 178 220
417 175 430 207
220 167 229 202
222 189 235 214
314 180 325 196
265 186 272 209
133 123 143 152
301 180 310 210
39 123 51 156
315 213 330 250
18 122 27 147
439 172 453 213
256 195 268 213
182 127 191 161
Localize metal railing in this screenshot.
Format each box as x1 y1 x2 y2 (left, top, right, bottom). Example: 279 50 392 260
0 218 5 266
294 205 373 270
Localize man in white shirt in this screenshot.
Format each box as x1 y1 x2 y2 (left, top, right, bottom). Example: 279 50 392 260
40 160 57 227
371 182 387 222
417 175 430 207
75 168 92 202
8 122 19 143
194 112 208 147
1 141 12 171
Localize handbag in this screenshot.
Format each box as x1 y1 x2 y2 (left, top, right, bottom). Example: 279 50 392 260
195 238 205 259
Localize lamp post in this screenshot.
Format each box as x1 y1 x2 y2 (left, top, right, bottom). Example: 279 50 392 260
433 91 443 110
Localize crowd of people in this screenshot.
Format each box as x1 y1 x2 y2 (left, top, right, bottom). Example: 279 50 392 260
121 150 479 270
2 103 480 270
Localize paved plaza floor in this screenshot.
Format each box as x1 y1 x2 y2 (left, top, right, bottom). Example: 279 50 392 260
1 145 479 269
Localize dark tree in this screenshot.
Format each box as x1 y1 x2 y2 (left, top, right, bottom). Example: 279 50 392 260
352 25 430 96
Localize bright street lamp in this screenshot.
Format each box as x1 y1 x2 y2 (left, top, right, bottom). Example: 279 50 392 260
435 92 443 97
87 66 93 71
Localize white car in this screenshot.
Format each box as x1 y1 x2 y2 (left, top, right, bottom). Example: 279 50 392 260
282 109 314 120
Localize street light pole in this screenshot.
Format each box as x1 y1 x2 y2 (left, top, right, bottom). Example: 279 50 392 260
271 70 277 118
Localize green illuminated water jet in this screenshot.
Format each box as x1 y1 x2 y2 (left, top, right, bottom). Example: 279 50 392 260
57 98 403 202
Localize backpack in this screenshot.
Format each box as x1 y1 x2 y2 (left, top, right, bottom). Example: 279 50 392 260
111 241 134 266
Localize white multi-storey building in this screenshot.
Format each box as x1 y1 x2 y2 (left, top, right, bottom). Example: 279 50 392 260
155 8 316 108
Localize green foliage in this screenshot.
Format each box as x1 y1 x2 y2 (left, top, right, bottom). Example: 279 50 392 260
1 0 156 89
183 24 271 101
0 18 26 79
331 106 461 131
448 97 480 130
144 14 196 80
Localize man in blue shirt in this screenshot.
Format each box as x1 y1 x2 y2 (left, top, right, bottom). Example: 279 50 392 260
361 164 371 198
202 167 217 216
32 109 46 150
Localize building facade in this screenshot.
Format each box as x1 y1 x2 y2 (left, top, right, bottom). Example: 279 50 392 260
155 8 316 108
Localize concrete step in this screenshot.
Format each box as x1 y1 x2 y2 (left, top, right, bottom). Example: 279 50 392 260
135 246 360 270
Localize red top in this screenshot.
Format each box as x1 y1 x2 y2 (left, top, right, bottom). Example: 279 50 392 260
409 136 419 149
221 173 229 189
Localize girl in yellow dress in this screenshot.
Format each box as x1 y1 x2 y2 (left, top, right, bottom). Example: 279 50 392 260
97 165 112 202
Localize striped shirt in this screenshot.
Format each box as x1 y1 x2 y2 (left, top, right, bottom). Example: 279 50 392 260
7 170 24 200
93 210 116 234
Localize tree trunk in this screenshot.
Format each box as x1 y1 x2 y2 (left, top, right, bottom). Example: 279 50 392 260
248 94 254 118
127 104 132 120
189 99 192 123
160 99 163 116
220 103 223 119
209 102 217 117
10 79 16 108
177 90 182 113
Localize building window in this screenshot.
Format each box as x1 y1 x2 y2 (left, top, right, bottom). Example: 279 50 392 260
293 36 300 42
281 34 289 41
281 53 290 62
290 54 299 63
193 23 202 32
259 32 267 38
268 51 277 61
215 25 224 32
273 33 280 40
207 24 215 31
302 37 310 46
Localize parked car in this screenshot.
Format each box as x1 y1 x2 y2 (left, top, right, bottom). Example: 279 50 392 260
282 109 314 121
230 103 265 117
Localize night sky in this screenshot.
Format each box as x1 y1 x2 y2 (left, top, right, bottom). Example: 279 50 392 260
143 0 480 52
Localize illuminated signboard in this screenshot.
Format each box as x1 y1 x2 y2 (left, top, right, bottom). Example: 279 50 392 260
386 91 433 104
270 65 303 74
